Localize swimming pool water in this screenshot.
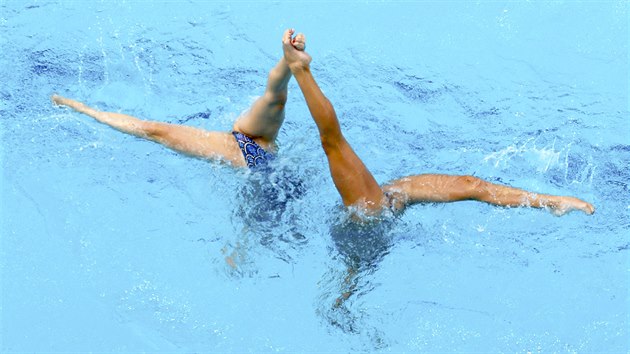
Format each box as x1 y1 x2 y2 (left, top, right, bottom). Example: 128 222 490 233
1 1 628 352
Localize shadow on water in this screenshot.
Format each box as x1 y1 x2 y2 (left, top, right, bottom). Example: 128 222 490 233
317 212 401 349
215 152 402 349
222 161 309 277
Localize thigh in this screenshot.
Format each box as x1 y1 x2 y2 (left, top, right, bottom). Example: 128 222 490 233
325 137 385 210
148 122 246 167
232 93 285 144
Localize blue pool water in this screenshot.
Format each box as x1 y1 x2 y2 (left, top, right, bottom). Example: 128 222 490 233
1 1 628 352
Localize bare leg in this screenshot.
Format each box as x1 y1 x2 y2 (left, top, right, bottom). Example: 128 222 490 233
50 36 305 166
51 95 245 166
383 174 595 216
232 58 291 150
335 266 357 308
282 29 385 212
283 29 594 216
232 34 306 150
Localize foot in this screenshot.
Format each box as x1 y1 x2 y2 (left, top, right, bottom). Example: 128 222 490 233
51 94 69 106
282 29 312 72
51 94 80 108
548 196 595 216
51 94 90 114
292 33 306 51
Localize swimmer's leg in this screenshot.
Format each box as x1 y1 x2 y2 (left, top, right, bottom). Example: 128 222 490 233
51 95 245 166
335 266 357 308
232 34 306 149
296 80 384 211
285 42 385 210
299 79 385 210
383 174 595 216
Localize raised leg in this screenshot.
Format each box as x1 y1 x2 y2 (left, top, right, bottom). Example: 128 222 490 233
383 174 595 216
232 34 306 150
282 29 385 212
51 95 245 166
51 34 307 166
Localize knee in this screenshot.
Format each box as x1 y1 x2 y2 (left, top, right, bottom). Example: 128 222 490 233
275 92 288 105
143 122 169 140
319 132 344 154
265 91 288 106
455 175 486 196
319 119 344 152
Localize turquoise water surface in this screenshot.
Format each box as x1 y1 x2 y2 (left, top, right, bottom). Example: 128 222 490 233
1 1 629 352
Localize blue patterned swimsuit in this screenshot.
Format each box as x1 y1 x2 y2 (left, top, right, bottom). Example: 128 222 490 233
232 131 275 169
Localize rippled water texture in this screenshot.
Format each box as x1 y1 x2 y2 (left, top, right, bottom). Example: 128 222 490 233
1 1 628 352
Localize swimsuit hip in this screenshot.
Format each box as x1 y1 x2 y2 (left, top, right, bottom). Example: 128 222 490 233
232 131 275 169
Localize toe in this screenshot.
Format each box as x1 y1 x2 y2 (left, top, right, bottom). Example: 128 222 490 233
292 33 306 51
282 28 294 45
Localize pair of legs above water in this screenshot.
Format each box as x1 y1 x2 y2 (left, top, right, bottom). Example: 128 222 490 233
53 29 594 216
281 29 594 216
52 47 304 168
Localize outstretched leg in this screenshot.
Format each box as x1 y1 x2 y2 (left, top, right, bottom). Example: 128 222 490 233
283 29 594 216
51 95 245 166
282 29 385 212
50 36 306 166
383 174 595 216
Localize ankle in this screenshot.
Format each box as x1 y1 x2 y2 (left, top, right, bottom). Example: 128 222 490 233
288 62 310 75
